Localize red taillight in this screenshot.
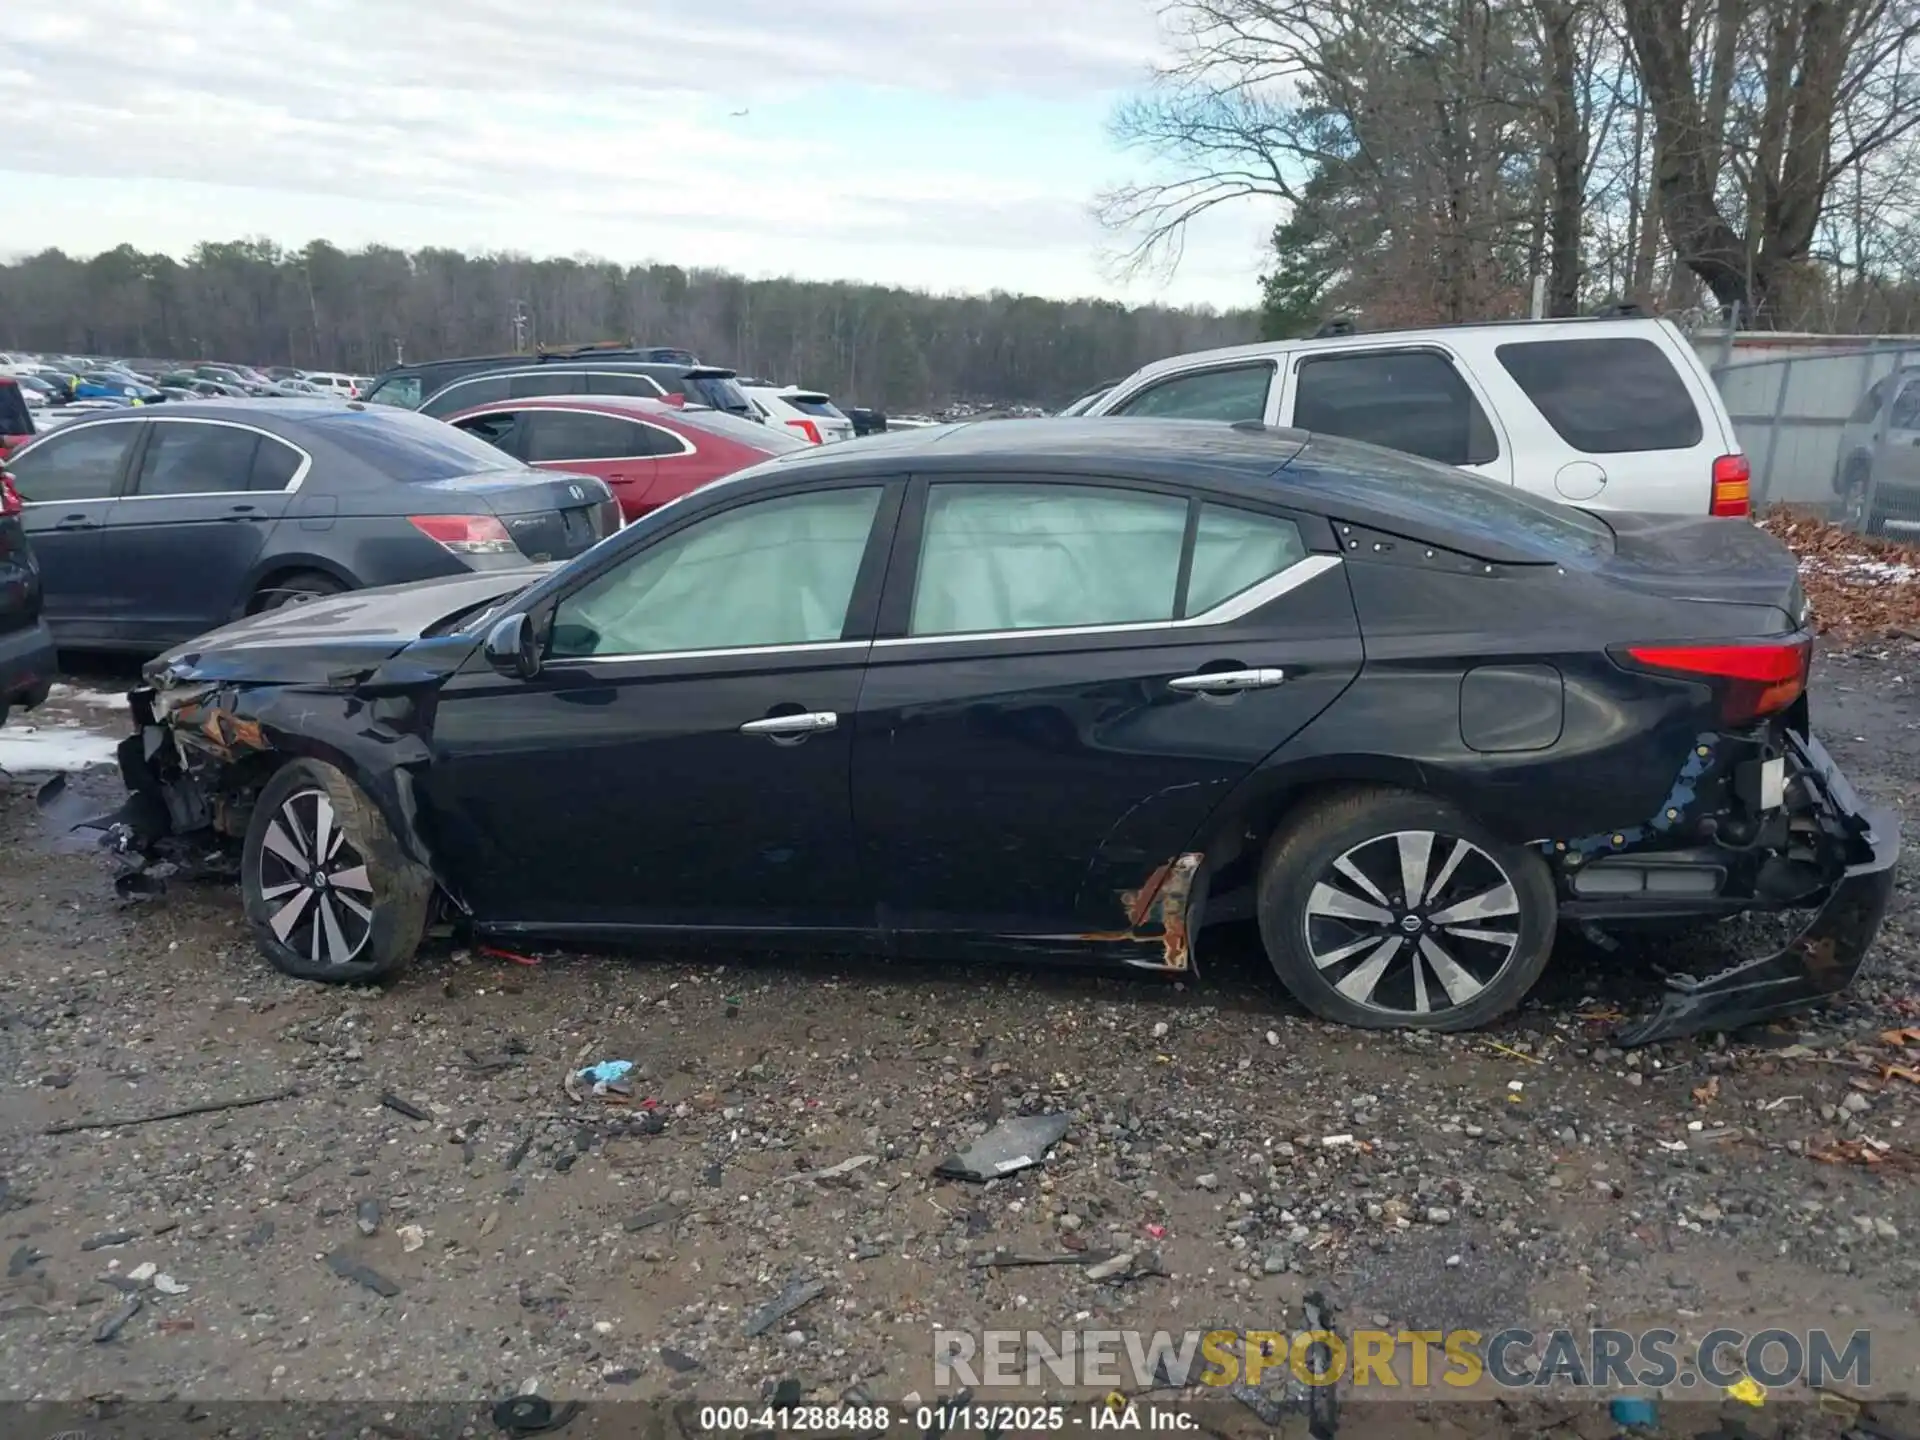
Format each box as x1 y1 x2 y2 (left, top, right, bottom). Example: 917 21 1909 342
0 470 20 517
786 418 823 444
1710 454 1751 516
408 513 518 555
1619 639 1810 724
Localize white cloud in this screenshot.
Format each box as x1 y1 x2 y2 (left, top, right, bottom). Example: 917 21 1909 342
0 0 1275 308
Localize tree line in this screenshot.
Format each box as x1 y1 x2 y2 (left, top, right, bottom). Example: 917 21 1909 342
0 242 1258 411
1102 0 1920 337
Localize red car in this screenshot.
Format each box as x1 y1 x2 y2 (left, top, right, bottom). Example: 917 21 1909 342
445 395 807 523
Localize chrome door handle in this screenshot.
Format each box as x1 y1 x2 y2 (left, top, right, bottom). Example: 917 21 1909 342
1168 668 1285 693
740 711 839 736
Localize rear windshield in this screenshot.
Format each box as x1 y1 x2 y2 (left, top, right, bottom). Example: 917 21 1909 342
781 394 845 418
685 375 752 413
669 406 812 452
1495 337 1704 453
1285 434 1615 562
306 407 524 481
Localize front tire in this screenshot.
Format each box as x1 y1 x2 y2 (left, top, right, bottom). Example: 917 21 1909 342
251 570 345 614
1256 787 1556 1031
1840 462 1884 536
241 759 431 983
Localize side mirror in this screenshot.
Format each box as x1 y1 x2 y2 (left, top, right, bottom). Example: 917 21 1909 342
484 613 541 680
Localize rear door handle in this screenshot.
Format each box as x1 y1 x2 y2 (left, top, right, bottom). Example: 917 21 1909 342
53 514 96 531
1168 668 1286 693
740 711 838 736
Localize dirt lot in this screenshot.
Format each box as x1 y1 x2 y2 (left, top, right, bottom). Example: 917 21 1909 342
1 638 1918 1440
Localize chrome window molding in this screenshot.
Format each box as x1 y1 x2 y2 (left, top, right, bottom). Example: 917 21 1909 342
456 403 697 463
16 412 313 502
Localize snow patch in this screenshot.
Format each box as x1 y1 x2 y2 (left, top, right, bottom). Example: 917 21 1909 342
0 724 120 773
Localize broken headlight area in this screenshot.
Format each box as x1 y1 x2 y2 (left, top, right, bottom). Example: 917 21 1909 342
1552 725 1899 1046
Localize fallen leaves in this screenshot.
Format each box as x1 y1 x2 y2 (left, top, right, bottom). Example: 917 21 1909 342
1692 1075 1720 1106
1807 1137 1920 1170
1758 509 1920 639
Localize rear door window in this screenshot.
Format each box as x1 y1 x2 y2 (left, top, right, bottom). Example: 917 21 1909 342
10 423 139 502
523 411 657 463
1185 505 1310 614
511 372 592 400
588 372 669 399
1111 364 1273 422
1293 350 1498 465
421 374 511 418
134 422 260 495
1495 337 1704 452
0 381 32 435
251 436 307 491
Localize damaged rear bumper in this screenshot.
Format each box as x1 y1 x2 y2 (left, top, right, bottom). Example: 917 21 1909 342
1615 730 1899 1046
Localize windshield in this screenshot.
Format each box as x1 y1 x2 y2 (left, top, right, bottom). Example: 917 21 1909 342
362 373 423 408
1284 434 1615 561
306 406 525 480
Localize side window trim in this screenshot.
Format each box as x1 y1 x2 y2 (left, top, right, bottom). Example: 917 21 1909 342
1105 359 1281 421
871 473 1340 647
534 478 905 666
116 418 314 500
13 416 147 505
429 369 668 412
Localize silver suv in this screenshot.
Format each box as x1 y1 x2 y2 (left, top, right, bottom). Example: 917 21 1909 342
1832 368 1920 534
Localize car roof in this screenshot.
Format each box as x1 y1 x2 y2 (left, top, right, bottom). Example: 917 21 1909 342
447 394 681 420
1110 314 1681 388
716 417 1596 564
39 398 360 432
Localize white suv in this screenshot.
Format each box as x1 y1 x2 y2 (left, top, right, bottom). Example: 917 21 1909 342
743 384 855 444
1084 315 1749 516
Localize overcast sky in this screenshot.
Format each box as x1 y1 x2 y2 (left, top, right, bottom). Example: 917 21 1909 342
1 0 1273 310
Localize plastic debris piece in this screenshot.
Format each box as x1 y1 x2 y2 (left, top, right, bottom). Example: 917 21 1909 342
127 1262 157 1284
153 1274 188 1295
491 1395 580 1435
1725 1374 1767 1406
1610 1396 1657 1430
326 1249 401 1297
480 943 544 967
933 1113 1070 1182
398 1224 425 1253
784 1154 877 1183
80 1230 138 1251
742 1277 827 1337
356 1198 382 1236
380 1092 431 1122
94 1294 142 1342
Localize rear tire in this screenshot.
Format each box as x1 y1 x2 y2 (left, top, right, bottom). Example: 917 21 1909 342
1256 787 1556 1031
251 570 345 613
241 758 431 984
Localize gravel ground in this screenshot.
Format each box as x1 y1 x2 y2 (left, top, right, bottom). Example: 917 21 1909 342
0 653 1917 1440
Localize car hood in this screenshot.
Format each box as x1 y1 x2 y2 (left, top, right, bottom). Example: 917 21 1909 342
149 567 553 687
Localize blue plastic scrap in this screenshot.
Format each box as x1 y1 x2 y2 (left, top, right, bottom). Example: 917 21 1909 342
577 1060 634 1085
1609 1395 1657 1431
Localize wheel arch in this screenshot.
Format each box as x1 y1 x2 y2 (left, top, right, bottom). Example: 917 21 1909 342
232 553 360 620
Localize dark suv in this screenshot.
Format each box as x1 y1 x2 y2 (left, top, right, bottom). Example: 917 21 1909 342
0 464 57 728
361 347 757 423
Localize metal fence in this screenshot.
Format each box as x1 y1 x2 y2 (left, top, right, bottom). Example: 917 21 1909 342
1709 344 1920 530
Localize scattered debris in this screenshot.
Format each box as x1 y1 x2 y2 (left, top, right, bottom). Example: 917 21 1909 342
45 1087 298 1136
742 1277 827 1337
1725 1374 1768 1407
1693 1076 1720 1105
93 1294 142 1343
479 944 543 968
1610 1397 1658 1430
1083 1250 1137 1282
1808 1137 1919 1170
153 1274 188 1295
126 1262 157 1284
933 1113 1069 1182
969 1249 1116 1269
478 1210 499 1239
356 1198 382 1236
660 1346 702 1373
380 1092 431 1122
80 1229 138 1251
326 1250 402 1297
6 1245 44 1277
783 1154 877 1183
490 1395 579 1435
503 1131 535 1171
244 1219 275 1249
623 1201 685 1234
398 1224 425 1253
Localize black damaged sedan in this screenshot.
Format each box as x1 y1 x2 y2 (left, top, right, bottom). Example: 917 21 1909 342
107 419 1899 1043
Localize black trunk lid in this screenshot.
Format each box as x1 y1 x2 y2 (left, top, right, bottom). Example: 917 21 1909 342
1595 513 1807 630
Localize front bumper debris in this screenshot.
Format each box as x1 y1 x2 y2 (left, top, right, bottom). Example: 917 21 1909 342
1616 731 1899 1046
